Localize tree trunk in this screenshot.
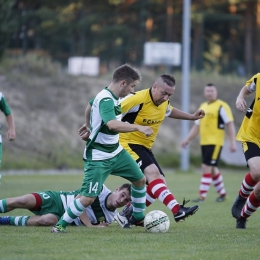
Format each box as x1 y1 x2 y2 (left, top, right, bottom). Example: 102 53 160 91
244 2 254 76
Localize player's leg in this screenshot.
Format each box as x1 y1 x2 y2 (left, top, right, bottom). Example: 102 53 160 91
0 140 2 184
112 149 146 227
192 163 212 202
236 181 260 229
1 191 67 226
193 145 218 202
0 214 58 226
143 151 199 222
212 166 227 202
208 146 227 202
115 146 199 225
52 160 107 233
0 194 36 213
0 194 36 225
232 142 260 220
27 214 59 226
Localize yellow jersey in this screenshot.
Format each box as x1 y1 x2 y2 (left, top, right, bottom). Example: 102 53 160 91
236 73 260 147
197 99 234 146
120 88 173 149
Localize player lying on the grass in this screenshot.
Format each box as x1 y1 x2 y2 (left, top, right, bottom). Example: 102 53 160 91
0 183 131 227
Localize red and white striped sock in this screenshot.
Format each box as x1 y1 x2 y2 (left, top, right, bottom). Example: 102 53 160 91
148 179 180 214
239 173 257 199
241 191 260 219
212 173 226 197
199 173 212 199
146 184 156 207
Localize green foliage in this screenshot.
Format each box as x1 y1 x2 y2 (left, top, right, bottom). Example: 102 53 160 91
1 0 256 73
0 0 18 58
0 53 62 77
0 171 259 260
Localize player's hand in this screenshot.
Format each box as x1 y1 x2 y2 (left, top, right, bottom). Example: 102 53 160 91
181 140 189 148
137 126 153 137
229 142 237 153
236 97 247 112
192 109 205 120
7 128 16 141
89 221 109 228
78 124 90 141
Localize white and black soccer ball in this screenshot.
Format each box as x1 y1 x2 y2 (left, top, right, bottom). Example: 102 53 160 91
144 210 170 233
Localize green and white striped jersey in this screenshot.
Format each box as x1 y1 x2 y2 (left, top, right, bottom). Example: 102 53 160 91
0 92 11 140
60 184 116 225
0 92 11 117
83 87 123 160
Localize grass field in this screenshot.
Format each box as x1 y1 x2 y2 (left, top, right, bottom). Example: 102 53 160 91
0 170 259 260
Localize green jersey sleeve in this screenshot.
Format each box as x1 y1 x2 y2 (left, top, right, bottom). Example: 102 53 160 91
0 93 11 116
99 98 116 124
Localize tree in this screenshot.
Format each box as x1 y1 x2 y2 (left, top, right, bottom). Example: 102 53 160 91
0 0 18 59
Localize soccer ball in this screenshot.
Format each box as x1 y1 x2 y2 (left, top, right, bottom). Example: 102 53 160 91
144 210 170 233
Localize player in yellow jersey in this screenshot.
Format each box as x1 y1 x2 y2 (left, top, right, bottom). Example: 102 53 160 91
113 74 205 227
181 83 236 203
231 73 260 229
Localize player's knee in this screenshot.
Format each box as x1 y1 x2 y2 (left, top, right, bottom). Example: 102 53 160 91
133 175 146 186
80 196 96 207
250 170 260 182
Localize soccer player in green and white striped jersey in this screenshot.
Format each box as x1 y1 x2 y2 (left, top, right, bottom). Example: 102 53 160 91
0 183 131 227
0 92 16 183
52 64 153 233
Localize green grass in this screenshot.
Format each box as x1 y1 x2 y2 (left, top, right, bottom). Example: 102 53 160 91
0 170 259 260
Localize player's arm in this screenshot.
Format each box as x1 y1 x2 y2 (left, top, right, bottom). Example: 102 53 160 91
181 123 200 148
79 102 92 141
0 96 16 141
6 113 15 141
106 120 152 136
101 99 153 136
79 210 109 228
236 85 252 112
169 107 205 120
226 121 236 152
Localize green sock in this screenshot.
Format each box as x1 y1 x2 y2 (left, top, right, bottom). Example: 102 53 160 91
0 199 7 213
10 216 30 226
131 185 146 220
57 199 85 228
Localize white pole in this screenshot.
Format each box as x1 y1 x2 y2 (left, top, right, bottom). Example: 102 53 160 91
180 0 191 171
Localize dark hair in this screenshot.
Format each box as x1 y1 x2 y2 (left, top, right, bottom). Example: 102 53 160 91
112 64 141 84
118 183 131 195
206 83 215 87
159 74 176 87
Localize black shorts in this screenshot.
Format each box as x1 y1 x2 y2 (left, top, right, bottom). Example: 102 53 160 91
242 142 260 162
201 145 222 166
127 143 165 176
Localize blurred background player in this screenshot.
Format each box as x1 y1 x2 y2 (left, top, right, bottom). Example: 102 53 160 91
0 183 131 227
0 92 16 184
181 83 236 202
80 74 205 227
231 73 260 229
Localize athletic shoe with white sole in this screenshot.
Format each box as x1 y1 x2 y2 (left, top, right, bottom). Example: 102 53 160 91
114 202 133 228
174 199 199 223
